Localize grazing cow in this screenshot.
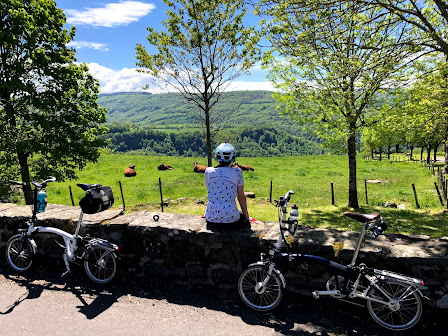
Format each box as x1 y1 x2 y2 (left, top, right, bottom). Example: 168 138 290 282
124 165 137 177
234 162 254 171
214 162 237 168
193 161 207 173
158 163 174 171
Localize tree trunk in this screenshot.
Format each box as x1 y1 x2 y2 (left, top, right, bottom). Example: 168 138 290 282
387 145 391 160
395 144 399 154
445 141 448 174
17 151 33 204
434 144 439 163
4 97 33 205
426 145 431 165
410 145 414 158
204 106 213 167
347 124 359 208
379 147 382 161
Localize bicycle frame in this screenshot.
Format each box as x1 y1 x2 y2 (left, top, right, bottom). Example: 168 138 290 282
239 190 427 330
24 210 85 267
254 189 425 313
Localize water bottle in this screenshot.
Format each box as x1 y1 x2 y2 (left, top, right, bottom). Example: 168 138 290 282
289 204 299 223
36 190 47 213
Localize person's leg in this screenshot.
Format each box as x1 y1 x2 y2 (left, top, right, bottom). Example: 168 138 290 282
206 219 241 230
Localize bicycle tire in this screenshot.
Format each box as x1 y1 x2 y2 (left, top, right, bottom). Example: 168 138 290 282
84 245 117 284
366 280 422 331
238 265 283 311
6 235 35 272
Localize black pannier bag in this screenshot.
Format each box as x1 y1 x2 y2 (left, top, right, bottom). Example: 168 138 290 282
79 186 114 214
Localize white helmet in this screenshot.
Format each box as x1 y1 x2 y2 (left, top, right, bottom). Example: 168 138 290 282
215 143 236 162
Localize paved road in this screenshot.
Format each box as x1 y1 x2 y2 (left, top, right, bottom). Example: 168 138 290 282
0 263 446 336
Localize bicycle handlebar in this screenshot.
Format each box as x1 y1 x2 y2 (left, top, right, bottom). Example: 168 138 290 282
9 180 27 187
275 189 295 208
9 176 56 190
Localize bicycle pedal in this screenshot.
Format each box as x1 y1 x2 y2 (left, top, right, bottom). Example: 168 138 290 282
312 290 341 298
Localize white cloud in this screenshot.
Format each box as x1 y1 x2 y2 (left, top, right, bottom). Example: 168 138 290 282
86 62 165 94
65 1 156 27
68 41 109 51
86 62 276 94
225 80 276 92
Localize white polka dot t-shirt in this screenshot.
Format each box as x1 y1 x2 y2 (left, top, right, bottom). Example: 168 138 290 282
205 166 244 223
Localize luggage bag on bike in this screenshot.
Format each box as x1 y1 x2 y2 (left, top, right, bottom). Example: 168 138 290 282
79 186 114 214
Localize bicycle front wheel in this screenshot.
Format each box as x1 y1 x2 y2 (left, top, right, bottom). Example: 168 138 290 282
6 235 35 272
84 246 117 284
238 265 283 311
367 280 422 331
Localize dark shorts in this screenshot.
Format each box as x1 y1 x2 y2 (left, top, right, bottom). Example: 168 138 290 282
206 213 248 230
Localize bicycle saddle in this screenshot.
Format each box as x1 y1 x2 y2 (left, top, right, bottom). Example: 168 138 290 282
76 183 102 191
343 212 380 223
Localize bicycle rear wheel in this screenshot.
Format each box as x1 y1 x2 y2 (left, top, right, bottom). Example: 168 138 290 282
84 245 117 284
367 280 422 331
238 265 283 311
6 235 35 272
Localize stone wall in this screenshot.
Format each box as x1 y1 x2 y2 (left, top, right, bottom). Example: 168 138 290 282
0 203 447 311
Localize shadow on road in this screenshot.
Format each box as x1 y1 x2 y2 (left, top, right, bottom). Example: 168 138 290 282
0 262 446 336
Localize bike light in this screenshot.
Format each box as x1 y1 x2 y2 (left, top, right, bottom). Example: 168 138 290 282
115 246 120 252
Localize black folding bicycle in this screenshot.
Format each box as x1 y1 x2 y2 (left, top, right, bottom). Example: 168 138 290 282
238 190 427 331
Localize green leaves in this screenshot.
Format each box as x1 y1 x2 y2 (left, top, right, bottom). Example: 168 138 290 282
0 0 107 198
136 0 261 165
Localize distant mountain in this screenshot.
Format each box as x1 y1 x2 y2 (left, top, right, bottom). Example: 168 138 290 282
98 91 326 156
98 91 311 138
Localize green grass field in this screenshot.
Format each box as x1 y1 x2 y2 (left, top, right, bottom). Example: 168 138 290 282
41 153 447 237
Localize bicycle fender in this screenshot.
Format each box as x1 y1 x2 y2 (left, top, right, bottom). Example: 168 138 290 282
248 262 287 289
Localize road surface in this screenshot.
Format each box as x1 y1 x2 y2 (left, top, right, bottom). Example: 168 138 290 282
0 263 446 336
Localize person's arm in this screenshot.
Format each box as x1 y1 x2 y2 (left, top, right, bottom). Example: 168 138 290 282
237 184 249 219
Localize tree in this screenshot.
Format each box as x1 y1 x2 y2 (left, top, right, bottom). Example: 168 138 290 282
259 1 412 208
347 0 448 59
136 0 260 166
343 0 448 170
403 61 448 167
0 0 107 204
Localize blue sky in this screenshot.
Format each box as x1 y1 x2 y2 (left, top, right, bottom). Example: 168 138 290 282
55 0 274 94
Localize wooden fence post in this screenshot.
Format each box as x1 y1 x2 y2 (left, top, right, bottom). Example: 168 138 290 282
412 183 420 209
331 182 335 205
364 180 368 205
159 177 164 212
119 180 126 211
434 182 444 207
69 186 74 206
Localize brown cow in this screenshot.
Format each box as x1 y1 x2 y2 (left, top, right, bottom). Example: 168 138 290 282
193 161 207 173
124 165 137 177
158 163 174 170
234 162 254 171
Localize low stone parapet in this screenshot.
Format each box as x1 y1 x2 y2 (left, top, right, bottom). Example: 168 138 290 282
0 203 447 310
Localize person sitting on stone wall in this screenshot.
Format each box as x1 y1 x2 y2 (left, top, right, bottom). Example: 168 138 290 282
204 143 249 230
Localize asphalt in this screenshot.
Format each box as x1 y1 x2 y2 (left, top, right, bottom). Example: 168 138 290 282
0 261 446 336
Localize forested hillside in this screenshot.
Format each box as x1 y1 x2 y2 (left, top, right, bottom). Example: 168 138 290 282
99 91 325 156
